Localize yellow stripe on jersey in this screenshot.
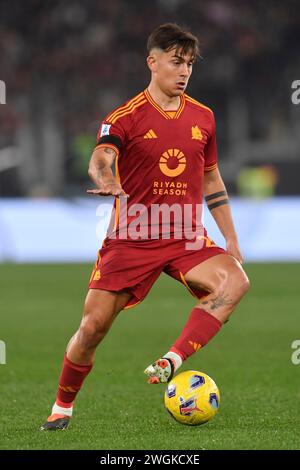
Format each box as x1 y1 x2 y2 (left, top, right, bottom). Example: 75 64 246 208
185 95 213 114
114 197 120 233
109 95 146 123
106 92 144 121
149 101 171 119
113 154 121 232
204 163 218 172
107 93 144 123
145 89 185 119
144 89 171 120
89 251 102 283
110 99 147 123
115 153 120 180
174 94 186 118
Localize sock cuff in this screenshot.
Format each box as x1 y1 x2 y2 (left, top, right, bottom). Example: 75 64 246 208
194 307 222 328
64 354 93 372
56 398 73 408
164 350 183 370
52 402 73 417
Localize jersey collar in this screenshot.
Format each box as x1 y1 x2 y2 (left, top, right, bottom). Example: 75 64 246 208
144 89 185 120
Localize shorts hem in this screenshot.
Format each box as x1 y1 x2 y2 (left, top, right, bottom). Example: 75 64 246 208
88 285 143 310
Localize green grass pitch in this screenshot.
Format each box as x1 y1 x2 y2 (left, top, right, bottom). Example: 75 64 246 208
0 263 299 450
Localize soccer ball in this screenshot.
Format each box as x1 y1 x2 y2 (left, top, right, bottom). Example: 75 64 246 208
164 370 220 425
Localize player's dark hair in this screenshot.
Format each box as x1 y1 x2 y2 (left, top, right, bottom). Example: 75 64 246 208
147 23 200 60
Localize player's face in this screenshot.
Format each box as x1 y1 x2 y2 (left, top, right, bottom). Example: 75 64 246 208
148 47 194 97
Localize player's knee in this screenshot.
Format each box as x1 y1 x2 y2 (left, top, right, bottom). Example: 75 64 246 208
210 267 249 309
79 314 109 349
230 268 250 302
241 275 250 296
236 270 250 295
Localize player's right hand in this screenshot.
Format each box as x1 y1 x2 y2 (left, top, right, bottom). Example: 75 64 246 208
87 179 129 198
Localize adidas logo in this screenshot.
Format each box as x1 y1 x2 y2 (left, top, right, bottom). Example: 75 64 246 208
144 129 157 139
188 341 202 352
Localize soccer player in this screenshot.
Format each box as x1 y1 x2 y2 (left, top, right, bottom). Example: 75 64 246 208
41 23 250 430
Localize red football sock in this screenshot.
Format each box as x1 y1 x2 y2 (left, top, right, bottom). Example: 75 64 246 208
170 307 222 361
56 354 93 406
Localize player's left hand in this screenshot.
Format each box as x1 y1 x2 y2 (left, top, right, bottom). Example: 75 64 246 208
226 238 244 265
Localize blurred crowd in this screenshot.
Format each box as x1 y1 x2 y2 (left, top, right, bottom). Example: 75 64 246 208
0 0 299 196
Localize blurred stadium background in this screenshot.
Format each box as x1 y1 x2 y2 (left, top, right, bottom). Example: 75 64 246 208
0 0 300 262
0 0 300 451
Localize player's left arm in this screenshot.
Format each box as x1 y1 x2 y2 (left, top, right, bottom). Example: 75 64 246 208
204 167 244 264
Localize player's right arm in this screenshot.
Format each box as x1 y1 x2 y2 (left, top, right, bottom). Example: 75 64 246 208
87 146 128 197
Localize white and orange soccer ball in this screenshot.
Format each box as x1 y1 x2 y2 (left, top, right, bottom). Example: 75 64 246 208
164 370 220 425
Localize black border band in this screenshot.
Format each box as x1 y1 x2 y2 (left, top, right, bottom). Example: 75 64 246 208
205 190 227 202
208 199 229 210
97 135 122 150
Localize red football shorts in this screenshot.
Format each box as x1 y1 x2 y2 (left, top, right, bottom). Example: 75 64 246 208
89 235 226 309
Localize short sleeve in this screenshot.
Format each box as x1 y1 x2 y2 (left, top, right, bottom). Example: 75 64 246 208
94 119 126 155
204 113 218 171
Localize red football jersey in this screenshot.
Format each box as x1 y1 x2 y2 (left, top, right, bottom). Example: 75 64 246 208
95 89 218 239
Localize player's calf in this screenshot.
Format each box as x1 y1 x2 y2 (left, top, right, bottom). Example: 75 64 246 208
197 268 250 323
41 290 129 430
145 268 250 383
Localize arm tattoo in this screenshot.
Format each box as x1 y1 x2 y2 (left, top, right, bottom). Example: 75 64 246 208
103 147 116 157
205 190 227 202
200 292 232 311
205 191 229 211
207 198 229 211
94 147 116 180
